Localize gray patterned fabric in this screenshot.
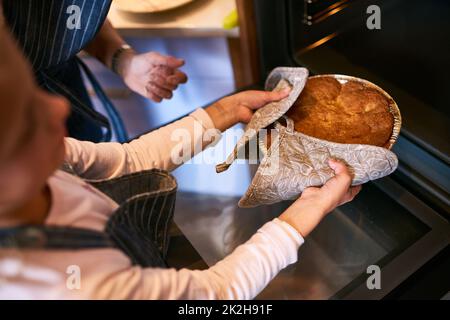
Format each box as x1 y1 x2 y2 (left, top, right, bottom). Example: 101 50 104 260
216 67 309 173
238 118 398 207
215 67 399 208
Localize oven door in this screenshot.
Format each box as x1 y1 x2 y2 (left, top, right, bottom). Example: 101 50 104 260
174 0 450 299
175 175 449 299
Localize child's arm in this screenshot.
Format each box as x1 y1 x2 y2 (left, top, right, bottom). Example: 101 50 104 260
64 108 218 179
89 218 303 299
64 89 290 180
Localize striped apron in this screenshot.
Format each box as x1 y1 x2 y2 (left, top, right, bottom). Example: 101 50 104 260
1 0 128 142
0 169 178 268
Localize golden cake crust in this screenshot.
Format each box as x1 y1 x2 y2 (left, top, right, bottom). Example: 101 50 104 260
283 77 394 148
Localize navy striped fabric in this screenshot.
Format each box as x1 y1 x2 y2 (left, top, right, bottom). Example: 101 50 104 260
2 0 112 71
2 0 129 143
0 169 177 268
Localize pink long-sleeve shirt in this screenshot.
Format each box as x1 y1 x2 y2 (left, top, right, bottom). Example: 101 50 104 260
0 108 303 299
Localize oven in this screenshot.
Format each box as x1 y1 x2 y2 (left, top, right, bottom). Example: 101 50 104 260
258 0 450 298
174 0 450 300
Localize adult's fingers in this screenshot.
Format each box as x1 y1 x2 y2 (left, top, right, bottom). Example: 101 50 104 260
167 70 188 85
151 74 178 91
147 52 185 69
144 85 163 102
151 65 173 77
146 91 162 103
146 83 173 100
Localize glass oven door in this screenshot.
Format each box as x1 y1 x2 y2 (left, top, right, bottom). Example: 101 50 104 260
174 175 449 299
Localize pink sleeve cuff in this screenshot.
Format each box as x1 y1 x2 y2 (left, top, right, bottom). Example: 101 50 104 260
189 108 216 131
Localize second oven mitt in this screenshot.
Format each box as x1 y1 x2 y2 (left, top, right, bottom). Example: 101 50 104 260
238 118 398 207
215 67 309 173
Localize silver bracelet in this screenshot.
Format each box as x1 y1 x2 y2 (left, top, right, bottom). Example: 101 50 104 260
111 44 134 75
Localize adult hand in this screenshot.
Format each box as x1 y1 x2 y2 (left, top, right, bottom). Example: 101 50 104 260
279 159 362 237
118 51 187 102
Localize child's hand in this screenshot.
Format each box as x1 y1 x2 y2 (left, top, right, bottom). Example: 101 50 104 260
279 159 362 237
205 88 291 132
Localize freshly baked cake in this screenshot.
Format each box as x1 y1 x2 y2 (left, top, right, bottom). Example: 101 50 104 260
266 77 394 148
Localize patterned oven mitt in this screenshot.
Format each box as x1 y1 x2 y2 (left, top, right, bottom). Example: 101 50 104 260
216 67 401 208
215 67 309 173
